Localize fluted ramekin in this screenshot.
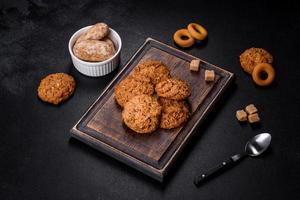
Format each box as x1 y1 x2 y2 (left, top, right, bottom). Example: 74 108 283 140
68 26 122 77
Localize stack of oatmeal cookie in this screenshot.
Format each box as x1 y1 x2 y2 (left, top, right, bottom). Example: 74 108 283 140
114 60 191 134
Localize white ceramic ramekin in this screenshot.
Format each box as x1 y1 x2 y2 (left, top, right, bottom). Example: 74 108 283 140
68 26 122 77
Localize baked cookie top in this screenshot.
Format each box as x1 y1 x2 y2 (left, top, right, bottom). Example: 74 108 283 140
37 73 76 105
73 40 115 62
132 60 171 85
155 78 191 100
122 94 162 134
159 98 190 129
240 47 273 74
114 76 154 107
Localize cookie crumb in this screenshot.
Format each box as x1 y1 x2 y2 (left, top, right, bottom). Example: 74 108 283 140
236 110 247 122
205 70 215 82
248 113 260 123
245 104 258 115
190 59 200 71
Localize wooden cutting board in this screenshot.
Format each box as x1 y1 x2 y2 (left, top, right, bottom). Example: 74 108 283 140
70 38 234 181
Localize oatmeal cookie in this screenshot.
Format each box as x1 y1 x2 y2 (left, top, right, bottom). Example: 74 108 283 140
132 60 171 85
73 40 115 62
114 76 154 107
155 78 191 100
37 73 76 105
122 94 162 134
159 98 190 129
239 47 273 74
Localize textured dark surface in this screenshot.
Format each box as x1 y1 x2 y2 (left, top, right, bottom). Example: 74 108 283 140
0 0 299 199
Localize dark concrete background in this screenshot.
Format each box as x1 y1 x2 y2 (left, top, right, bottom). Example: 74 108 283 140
1 0 300 199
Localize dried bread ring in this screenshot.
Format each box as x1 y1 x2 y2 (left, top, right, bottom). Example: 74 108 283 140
252 63 275 86
173 29 195 48
187 23 208 41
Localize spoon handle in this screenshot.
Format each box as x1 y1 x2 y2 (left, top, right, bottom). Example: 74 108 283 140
194 153 245 187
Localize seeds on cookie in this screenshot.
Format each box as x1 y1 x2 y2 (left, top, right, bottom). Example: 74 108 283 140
159 98 190 129
114 59 193 134
155 78 191 100
37 73 76 105
122 94 162 134
132 60 171 85
114 76 154 107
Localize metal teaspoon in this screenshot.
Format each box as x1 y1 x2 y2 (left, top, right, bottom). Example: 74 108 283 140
194 133 272 187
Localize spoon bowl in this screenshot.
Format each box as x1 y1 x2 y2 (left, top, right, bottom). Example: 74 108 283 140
245 133 271 157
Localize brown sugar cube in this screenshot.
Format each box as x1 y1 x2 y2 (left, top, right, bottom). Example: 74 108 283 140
248 113 260 123
205 70 215 82
236 110 247 122
190 59 201 71
245 104 258 115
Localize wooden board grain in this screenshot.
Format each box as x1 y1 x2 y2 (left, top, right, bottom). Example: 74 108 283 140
70 38 234 181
